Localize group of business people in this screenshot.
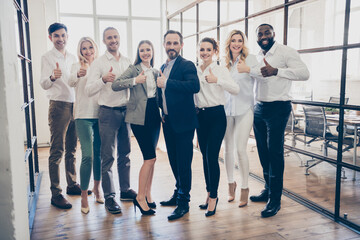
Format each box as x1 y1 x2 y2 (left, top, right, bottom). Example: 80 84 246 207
40 21 309 221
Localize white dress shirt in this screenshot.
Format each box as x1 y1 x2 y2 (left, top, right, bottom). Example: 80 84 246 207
69 63 99 119
195 61 240 108
250 42 310 102
224 54 258 117
86 51 131 107
40 48 77 102
161 58 176 115
140 63 157 98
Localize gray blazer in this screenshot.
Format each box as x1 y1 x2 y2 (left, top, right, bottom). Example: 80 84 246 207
112 63 159 125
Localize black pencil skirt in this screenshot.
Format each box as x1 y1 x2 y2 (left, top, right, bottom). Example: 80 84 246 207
131 97 161 160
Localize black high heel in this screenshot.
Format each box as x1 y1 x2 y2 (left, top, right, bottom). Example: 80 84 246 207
133 198 155 215
199 203 208 210
205 198 218 217
146 197 156 209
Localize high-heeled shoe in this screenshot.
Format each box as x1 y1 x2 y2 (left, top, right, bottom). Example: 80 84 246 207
133 198 155 215
92 188 104 204
199 192 210 209
228 181 237 202
146 197 156 209
199 203 208 210
81 207 90 214
205 198 218 217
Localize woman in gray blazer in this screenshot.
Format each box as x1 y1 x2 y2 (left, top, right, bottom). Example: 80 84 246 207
112 40 161 215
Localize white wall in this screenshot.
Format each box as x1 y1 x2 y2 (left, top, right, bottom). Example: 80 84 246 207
0 1 30 239
28 0 58 145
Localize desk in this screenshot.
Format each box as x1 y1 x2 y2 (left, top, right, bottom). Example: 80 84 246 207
326 114 360 180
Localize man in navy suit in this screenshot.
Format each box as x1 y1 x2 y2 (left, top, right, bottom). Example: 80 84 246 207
157 30 200 220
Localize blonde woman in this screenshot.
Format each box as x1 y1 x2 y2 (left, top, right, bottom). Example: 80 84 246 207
69 37 104 214
223 30 258 207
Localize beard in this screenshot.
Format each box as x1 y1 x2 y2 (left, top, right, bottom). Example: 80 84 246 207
167 49 179 60
257 37 275 52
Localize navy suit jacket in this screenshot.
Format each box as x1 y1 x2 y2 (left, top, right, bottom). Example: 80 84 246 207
158 56 200 133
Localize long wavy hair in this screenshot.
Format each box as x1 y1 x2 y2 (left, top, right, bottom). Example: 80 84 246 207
224 30 249 69
77 37 98 64
134 40 155 67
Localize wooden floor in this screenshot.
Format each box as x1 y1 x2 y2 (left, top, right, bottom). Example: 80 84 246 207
31 133 360 240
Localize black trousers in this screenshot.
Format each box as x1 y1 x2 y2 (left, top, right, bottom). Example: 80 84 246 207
196 105 227 199
163 115 195 206
253 101 291 201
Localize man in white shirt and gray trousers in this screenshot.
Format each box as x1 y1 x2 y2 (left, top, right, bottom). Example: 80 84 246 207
87 27 137 214
238 23 309 218
40 23 83 209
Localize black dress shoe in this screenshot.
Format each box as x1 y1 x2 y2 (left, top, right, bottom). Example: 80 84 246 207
66 183 92 195
120 189 137 201
51 194 72 209
168 206 189 220
261 199 281 218
205 198 218 217
105 198 122 214
160 196 177 206
250 189 269 202
146 197 156 209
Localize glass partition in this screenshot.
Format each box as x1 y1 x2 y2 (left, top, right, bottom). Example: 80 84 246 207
167 0 360 232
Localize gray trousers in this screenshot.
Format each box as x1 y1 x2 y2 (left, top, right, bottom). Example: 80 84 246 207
98 106 131 199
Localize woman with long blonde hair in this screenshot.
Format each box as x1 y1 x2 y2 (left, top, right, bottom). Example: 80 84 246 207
69 37 103 214
223 30 258 207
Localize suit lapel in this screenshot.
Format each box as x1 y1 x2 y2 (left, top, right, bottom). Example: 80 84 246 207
135 64 147 94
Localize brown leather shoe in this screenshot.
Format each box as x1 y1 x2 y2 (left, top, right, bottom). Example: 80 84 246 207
67 184 92 195
51 194 72 209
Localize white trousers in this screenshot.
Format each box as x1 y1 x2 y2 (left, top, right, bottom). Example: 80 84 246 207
223 108 254 189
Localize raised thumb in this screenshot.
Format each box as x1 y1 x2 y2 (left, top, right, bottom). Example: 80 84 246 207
56 62 59 69
263 58 270 66
109 66 113 72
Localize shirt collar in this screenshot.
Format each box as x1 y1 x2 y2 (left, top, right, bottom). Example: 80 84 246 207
140 62 152 71
258 41 278 56
105 50 121 60
165 57 177 68
230 55 241 65
51 47 67 58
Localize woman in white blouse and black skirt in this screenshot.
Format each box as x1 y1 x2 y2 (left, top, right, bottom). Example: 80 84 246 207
195 37 240 216
112 40 161 215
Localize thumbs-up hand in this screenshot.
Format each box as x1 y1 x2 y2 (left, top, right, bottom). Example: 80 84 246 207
135 70 147 84
102 66 116 83
260 58 278 77
237 59 250 73
52 62 62 81
77 61 88 78
205 68 217 83
157 70 167 88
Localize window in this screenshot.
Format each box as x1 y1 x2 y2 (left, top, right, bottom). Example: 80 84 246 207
59 0 163 63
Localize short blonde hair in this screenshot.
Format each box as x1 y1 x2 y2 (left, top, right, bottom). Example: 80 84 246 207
77 37 99 64
224 30 249 69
